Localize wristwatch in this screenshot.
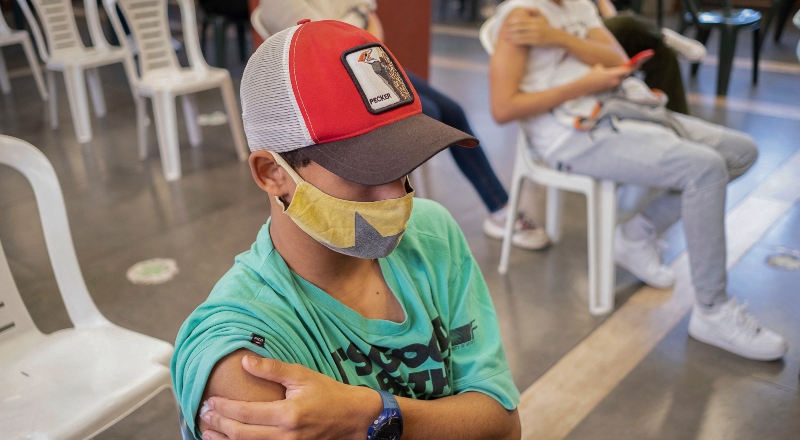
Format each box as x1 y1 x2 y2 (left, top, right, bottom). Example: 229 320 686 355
366 390 403 440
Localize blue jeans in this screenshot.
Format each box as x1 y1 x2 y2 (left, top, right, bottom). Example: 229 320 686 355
407 72 509 213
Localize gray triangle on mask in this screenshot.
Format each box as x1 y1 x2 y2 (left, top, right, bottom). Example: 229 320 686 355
322 212 403 258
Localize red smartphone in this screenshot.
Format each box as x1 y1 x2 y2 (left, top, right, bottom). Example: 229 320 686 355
624 49 655 69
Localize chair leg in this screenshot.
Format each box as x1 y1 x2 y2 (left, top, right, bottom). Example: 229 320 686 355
152 92 182 181
498 169 524 275
20 37 48 101
0 51 10 94
48 70 58 129
691 27 711 77
201 18 209 56
180 94 203 147
214 17 226 67
134 94 149 160
219 76 248 161
86 67 107 117
545 186 562 243
62 66 93 143
716 25 739 96
774 0 794 43
585 180 599 316
752 28 760 85
593 180 617 316
236 21 247 62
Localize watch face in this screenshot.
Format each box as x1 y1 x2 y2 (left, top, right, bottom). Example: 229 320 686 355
375 417 403 440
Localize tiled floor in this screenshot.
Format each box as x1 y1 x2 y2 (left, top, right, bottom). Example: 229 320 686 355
1 6 799 440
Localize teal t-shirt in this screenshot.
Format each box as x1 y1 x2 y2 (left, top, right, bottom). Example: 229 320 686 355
171 198 520 436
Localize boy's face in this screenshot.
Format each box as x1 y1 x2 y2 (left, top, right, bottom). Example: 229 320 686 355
249 151 408 205
292 160 408 204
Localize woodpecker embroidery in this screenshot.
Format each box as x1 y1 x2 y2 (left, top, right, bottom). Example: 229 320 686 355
358 48 411 101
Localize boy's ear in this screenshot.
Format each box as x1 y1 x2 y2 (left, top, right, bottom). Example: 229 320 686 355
249 151 293 197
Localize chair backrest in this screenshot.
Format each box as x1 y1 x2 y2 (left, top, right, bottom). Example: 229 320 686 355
0 135 109 341
479 15 497 55
15 0 112 62
0 7 12 35
250 5 270 40
105 0 208 80
795 10 800 61
0 237 39 345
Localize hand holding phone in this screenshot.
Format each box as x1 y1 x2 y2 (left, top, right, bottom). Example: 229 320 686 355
624 49 655 70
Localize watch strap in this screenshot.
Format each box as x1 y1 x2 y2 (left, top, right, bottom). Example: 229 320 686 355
377 390 400 411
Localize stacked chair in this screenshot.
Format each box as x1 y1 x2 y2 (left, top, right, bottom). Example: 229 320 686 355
15 0 133 143
104 0 248 181
0 9 48 99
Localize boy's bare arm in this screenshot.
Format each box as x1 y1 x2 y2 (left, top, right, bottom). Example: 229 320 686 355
197 353 520 439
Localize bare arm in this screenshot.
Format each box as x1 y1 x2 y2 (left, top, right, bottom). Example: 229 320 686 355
366 11 385 41
198 354 520 439
595 0 618 18
399 392 520 440
502 8 627 68
197 349 286 433
490 11 631 123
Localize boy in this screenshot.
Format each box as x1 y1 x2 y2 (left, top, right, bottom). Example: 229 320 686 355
172 20 521 440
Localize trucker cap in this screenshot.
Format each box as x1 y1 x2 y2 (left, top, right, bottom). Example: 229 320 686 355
240 19 478 186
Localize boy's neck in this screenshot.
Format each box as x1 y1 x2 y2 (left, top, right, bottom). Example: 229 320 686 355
270 212 405 322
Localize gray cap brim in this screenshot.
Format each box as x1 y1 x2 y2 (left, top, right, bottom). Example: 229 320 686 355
301 113 479 186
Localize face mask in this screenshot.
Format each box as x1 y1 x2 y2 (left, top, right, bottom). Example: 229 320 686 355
272 152 414 259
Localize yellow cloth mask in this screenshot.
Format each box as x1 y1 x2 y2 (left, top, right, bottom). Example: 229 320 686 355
272 152 415 259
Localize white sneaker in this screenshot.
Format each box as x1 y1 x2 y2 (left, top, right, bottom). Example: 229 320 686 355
661 28 707 62
614 224 674 289
688 298 788 361
483 210 550 251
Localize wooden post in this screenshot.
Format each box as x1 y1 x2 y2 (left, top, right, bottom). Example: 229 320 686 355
376 0 432 81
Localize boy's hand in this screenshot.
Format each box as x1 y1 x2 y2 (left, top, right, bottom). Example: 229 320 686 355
503 9 564 47
581 64 631 94
201 356 383 440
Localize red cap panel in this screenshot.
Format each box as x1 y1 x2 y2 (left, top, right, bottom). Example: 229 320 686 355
288 20 422 145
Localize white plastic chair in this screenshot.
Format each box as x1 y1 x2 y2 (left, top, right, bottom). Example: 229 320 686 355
250 5 270 41
15 0 134 143
794 10 800 61
104 0 248 181
480 16 617 315
0 11 48 99
0 135 176 439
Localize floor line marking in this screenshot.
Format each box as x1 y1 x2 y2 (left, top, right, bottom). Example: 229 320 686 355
515 144 800 440
686 94 800 122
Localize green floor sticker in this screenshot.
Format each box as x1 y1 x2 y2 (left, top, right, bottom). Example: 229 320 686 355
126 258 179 284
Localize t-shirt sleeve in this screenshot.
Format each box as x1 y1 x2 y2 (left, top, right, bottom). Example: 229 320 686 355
581 0 605 30
440 218 520 410
171 300 291 439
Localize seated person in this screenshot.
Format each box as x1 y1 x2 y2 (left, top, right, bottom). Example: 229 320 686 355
172 20 521 440
257 0 551 251
502 0 705 114
488 0 787 361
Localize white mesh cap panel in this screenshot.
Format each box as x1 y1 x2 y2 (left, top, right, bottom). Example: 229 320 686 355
241 25 314 152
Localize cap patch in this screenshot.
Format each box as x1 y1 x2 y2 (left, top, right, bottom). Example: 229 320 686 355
342 43 414 114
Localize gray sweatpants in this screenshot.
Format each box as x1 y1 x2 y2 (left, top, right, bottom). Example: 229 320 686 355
547 113 758 306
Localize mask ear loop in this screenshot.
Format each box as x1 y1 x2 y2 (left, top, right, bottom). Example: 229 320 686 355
271 151 305 211
271 151 305 184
